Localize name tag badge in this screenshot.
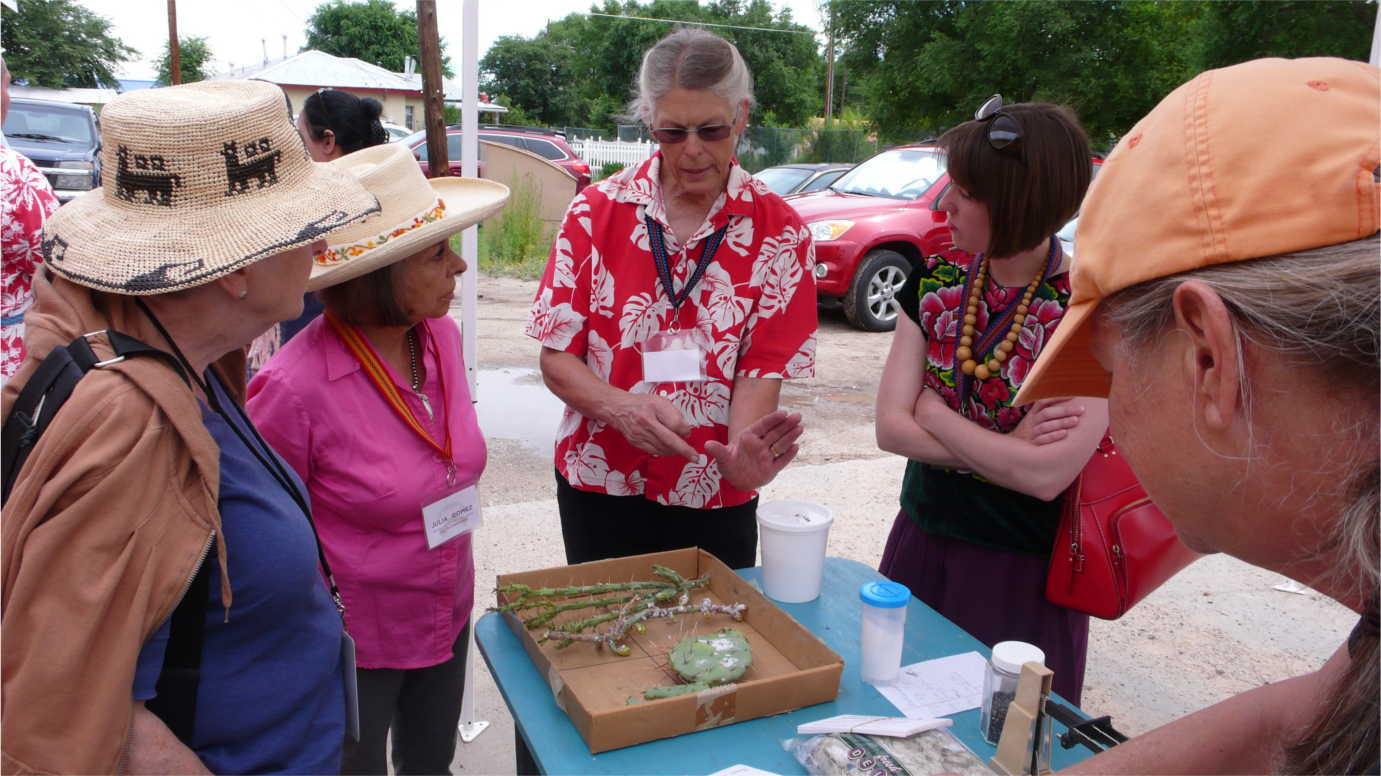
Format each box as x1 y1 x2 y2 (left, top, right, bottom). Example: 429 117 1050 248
422 484 481 549
341 632 360 741
642 331 706 383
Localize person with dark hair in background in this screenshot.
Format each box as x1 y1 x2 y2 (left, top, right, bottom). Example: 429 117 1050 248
297 88 390 164
874 98 1105 704
249 89 390 373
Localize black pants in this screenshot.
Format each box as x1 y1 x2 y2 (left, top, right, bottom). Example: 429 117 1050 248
555 470 759 569
341 623 470 776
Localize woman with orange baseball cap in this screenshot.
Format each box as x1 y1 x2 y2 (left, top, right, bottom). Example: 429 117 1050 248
1020 57 1378 774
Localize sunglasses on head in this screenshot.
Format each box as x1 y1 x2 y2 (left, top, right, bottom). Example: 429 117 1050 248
974 93 1022 154
649 123 734 145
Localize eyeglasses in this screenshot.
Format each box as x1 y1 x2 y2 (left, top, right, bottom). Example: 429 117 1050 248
974 93 1022 154
649 123 734 145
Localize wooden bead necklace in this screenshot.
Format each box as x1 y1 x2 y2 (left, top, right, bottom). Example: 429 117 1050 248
955 241 1054 381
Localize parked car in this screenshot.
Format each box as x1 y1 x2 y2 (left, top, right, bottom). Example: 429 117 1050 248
754 162 853 196
404 124 591 192
787 142 1100 331
382 122 413 142
3 97 101 202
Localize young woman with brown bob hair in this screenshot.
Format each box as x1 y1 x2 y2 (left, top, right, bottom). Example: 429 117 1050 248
874 98 1106 703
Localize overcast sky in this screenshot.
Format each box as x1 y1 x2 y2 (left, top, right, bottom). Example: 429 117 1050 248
69 0 826 80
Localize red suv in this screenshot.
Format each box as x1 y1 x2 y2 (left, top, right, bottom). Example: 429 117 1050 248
404 124 591 192
786 142 1098 331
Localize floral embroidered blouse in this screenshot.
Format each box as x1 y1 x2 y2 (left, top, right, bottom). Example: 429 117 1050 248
895 248 1073 555
2 148 60 381
525 153 817 509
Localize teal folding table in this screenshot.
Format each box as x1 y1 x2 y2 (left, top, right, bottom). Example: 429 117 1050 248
475 556 1098 774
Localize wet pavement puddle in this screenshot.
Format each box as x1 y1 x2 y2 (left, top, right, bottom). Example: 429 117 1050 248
474 367 565 454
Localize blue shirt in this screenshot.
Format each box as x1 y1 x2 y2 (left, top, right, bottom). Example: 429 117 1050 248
134 375 345 774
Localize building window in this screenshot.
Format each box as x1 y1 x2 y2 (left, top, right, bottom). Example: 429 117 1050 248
405 105 415 130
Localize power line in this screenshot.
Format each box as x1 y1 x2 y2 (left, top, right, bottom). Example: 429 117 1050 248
585 11 816 36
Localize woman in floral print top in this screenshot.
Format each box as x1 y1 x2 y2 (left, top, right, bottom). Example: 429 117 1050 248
874 99 1106 704
0 145 59 382
526 29 816 569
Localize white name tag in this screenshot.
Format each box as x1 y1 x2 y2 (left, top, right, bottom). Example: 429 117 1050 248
643 348 703 382
642 330 706 382
422 485 481 549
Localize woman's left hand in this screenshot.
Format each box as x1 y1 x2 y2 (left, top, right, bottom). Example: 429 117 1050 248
705 410 804 491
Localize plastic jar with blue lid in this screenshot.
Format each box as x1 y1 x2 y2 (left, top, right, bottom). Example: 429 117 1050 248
859 581 910 684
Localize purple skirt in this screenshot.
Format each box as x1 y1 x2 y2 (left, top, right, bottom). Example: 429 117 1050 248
879 509 1089 705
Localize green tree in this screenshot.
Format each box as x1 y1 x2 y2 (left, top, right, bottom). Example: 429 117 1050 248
481 0 822 130
480 35 583 127
0 0 136 89
1190 0 1371 69
155 36 214 86
829 0 1371 149
305 0 452 77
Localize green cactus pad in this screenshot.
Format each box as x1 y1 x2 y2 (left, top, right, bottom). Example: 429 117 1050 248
669 628 752 686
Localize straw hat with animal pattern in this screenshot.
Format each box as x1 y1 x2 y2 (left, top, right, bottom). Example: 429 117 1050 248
40 79 380 295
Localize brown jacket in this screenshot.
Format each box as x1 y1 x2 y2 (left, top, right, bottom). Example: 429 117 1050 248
1 271 243 774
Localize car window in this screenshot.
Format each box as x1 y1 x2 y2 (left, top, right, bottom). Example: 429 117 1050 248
754 167 813 195
3 103 94 144
479 133 527 152
521 138 567 161
831 148 945 200
801 169 847 192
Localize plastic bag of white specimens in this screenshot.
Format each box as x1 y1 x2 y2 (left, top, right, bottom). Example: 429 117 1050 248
784 728 992 776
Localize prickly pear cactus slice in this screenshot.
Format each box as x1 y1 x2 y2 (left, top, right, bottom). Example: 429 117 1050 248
669 627 752 686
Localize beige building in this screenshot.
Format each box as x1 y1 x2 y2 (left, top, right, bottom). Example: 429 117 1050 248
219 49 504 131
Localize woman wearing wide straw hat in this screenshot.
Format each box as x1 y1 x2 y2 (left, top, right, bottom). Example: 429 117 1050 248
1017 57 1378 773
0 80 378 774
247 142 508 774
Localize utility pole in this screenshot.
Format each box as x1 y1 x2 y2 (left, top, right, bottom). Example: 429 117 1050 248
167 0 181 85
822 1 834 120
416 0 448 179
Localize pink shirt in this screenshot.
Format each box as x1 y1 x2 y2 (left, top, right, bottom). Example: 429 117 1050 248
247 315 485 669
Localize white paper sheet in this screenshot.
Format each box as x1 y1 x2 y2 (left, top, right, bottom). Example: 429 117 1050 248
875 651 987 719
796 714 953 738
706 765 781 776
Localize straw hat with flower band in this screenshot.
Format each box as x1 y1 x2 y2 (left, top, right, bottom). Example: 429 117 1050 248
39 79 381 296
1015 57 1380 405
305 143 510 292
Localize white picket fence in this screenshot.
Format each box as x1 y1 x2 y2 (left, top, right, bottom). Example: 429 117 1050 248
570 137 657 171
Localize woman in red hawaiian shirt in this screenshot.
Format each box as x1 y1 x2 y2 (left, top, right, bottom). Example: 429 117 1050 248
874 98 1107 703
526 28 817 569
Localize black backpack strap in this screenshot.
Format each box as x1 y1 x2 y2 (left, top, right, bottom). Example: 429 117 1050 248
2 330 187 501
145 552 211 744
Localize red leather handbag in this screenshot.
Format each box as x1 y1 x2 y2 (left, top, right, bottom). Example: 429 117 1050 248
1046 433 1200 619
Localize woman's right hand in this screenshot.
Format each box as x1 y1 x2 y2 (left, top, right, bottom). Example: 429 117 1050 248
1011 398 1086 446
607 393 697 461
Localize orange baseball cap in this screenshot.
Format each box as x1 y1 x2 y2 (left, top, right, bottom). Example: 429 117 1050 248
1016 57 1380 404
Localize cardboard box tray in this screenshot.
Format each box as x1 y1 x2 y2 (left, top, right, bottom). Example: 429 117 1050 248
496 547 844 753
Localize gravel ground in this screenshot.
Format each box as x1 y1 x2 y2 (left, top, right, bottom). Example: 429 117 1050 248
446 273 1353 775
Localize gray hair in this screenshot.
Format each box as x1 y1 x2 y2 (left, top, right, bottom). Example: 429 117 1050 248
1099 233 1379 774
628 28 756 125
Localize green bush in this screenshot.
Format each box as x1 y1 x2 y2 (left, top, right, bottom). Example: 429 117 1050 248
467 177 551 279
598 161 625 180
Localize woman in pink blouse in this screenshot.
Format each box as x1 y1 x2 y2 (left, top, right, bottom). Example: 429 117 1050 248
526 28 817 569
247 143 508 774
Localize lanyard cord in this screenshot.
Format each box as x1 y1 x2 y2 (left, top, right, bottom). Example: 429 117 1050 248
645 216 729 310
135 299 345 616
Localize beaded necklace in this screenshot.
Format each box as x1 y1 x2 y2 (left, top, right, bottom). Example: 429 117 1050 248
955 236 1060 381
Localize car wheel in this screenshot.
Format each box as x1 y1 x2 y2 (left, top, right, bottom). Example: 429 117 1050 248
843 249 910 331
